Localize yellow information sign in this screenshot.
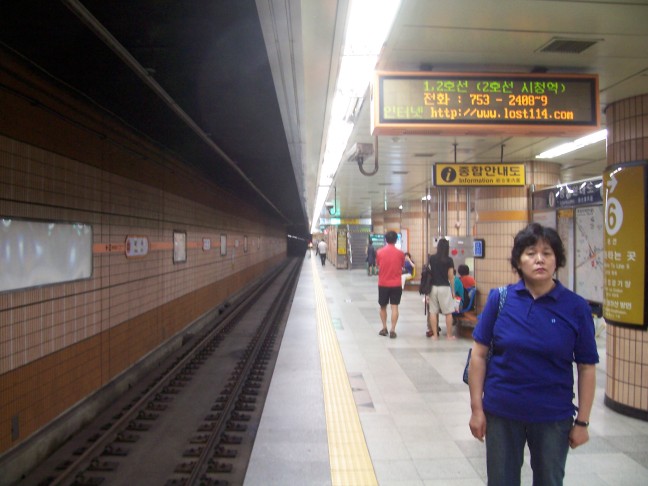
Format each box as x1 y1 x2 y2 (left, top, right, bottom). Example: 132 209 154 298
603 161 647 327
337 231 347 255
433 163 526 187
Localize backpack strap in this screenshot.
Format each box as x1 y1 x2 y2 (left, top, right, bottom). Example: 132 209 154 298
497 285 507 314
485 285 508 360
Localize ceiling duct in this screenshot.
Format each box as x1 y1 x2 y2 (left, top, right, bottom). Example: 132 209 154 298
538 38 600 54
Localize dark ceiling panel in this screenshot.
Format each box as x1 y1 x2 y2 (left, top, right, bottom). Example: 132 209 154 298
0 0 306 227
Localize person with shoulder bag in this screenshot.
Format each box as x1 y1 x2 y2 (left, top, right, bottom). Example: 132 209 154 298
425 238 456 339
468 223 599 486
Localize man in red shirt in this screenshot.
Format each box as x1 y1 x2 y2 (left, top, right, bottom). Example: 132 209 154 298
376 231 405 338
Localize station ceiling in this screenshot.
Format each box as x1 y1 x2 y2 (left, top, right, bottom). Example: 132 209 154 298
2 1 648 233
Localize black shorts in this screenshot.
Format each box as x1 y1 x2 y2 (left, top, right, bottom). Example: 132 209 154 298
378 286 403 306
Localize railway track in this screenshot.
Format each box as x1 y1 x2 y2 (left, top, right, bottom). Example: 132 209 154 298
20 259 302 486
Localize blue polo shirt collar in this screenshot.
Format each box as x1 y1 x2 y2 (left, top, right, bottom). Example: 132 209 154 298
512 278 563 301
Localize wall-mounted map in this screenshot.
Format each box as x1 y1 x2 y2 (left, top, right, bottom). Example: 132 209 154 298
575 205 604 304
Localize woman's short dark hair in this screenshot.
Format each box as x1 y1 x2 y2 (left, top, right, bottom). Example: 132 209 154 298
458 264 470 276
510 223 566 277
385 231 398 244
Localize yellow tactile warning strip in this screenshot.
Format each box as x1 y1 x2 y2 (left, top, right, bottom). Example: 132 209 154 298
311 257 378 486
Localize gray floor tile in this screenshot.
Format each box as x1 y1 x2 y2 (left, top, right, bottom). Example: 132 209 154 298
247 263 648 486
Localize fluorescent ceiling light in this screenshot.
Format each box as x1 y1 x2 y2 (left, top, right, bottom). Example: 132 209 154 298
535 129 607 159
310 0 402 233
311 186 330 233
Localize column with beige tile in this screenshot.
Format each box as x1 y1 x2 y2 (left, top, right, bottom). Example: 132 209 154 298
471 161 561 310
603 94 648 420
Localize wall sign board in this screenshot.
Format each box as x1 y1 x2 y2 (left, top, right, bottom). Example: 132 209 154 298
433 163 525 187
372 71 599 136
337 230 347 255
0 219 92 293
473 239 485 259
533 177 603 210
575 206 604 306
556 209 574 291
125 236 149 258
370 233 385 250
603 161 647 328
173 231 186 263
220 234 227 256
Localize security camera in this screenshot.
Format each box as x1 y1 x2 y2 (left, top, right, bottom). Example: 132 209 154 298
345 143 374 163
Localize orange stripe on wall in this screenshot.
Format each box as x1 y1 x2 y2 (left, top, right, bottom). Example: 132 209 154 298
150 242 174 250
93 240 226 254
477 210 528 222
92 241 186 254
92 243 125 253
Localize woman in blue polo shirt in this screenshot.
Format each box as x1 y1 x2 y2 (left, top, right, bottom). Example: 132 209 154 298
468 223 598 486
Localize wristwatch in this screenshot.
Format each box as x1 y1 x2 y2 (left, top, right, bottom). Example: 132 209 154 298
573 419 589 427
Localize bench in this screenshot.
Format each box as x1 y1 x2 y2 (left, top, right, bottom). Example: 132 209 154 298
403 279 420 291
454 311 478 338
453 287 477 338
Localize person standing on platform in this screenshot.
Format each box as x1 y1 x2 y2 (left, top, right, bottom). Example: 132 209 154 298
317 239 328 267
425 238 456 339
376 231 405 339
468 223 598 486
366 239 377 276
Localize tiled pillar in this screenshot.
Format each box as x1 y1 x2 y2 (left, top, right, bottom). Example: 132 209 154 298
604 94 648 420
384 209 401 232
372 214 384 235
400 200 426 271
472 161 561 310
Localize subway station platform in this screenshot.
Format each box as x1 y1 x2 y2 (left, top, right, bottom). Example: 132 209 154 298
245 254 648 486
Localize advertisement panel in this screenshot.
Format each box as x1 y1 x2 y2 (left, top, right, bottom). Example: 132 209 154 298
603 161 648 328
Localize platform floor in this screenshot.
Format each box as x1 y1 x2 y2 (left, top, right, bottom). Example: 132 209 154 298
245 254 648 485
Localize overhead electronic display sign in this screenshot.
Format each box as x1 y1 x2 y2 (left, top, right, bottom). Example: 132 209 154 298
372 71 599 136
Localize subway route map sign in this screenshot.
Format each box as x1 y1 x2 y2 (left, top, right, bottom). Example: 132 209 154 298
372 71 599 136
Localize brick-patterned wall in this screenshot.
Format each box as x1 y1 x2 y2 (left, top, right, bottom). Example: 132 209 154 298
471 161 561 311
0 58 287 454
371 214 384 235
604 94 648 416
400 200 425 272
